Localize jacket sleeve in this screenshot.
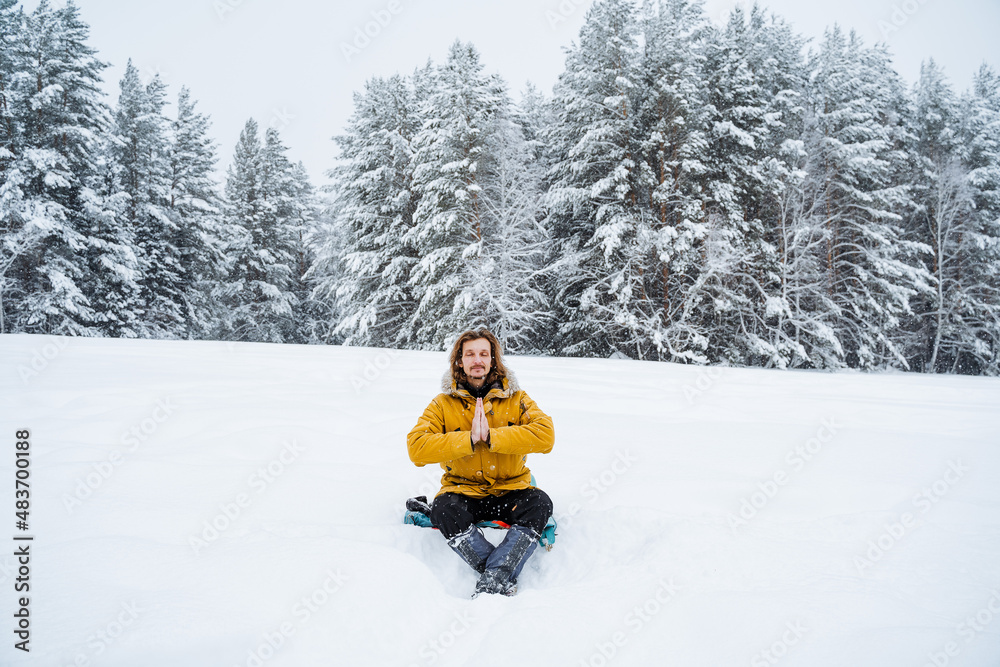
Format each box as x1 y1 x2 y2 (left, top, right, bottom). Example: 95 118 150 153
407 396 474 467
488 391 554 456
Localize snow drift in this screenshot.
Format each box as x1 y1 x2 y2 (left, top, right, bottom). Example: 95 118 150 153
2 334 999 666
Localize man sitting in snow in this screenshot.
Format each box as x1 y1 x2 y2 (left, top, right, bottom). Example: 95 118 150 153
407 328 554 597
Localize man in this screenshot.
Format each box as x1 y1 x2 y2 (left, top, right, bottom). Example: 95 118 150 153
407 328 554 597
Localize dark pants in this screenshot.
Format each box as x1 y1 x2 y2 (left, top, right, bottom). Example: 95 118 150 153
430 488 553 540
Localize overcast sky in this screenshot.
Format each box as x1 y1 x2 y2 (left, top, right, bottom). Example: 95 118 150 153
22 0 1000 185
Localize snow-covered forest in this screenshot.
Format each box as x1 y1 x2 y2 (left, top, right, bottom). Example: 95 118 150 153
3 0 999 374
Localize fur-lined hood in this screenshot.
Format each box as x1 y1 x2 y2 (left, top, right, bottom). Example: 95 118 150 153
441 368 521 399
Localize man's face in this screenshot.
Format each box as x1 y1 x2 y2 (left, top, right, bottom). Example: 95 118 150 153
461 338 492 382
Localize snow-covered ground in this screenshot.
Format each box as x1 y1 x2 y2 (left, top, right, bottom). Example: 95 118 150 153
3 333 1000 667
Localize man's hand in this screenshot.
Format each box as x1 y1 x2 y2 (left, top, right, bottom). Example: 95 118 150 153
471 397 490 446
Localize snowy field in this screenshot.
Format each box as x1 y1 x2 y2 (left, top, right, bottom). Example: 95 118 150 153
3 333 1000 667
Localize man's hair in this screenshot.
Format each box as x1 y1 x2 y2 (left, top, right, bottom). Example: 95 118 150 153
449 328 508 388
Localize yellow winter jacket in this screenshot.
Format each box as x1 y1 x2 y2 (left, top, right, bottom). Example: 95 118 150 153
407 371 554 499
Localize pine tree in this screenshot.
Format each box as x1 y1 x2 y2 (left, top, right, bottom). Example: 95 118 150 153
167 86 226 339
2 0 108 335
260 126 312 343
111 61 186 337
0 0 27 332
286 160 322 344
316 73 422 347
944 64 1000 374
901 60 969 371
405 41 507 348
690 5 809 367
799 27 931 369
545 0 649 358
0 0 17 160
513 83 554 169
79 126 142 338
216 119 303 343
509 83 561 352
633 0 712 362
305 195 346 345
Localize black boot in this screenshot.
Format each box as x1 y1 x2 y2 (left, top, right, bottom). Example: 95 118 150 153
447 525 495 574
474 525 539 597
405 496 433 515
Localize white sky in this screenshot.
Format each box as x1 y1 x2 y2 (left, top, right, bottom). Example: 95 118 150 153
22 0 1000 184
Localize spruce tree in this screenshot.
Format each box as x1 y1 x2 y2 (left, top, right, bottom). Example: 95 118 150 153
286 159 322 344
316 73 421 347
693 5 808 367
545 0 648 358
800 27 930 369
948 64 1000 373
216 119 303 343
111 61 186 337
216 118 264 340
0 0 17 159
634 0 712 362
168 86 225 339
3 0 108 335
902 60 969 372
0 0 27 333
79 126 142 338
260 126 311 343
405 41 507 348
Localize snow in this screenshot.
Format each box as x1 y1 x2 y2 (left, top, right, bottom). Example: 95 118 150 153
3 333 1000 667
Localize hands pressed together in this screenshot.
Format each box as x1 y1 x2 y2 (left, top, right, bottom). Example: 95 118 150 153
470 397 490 447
